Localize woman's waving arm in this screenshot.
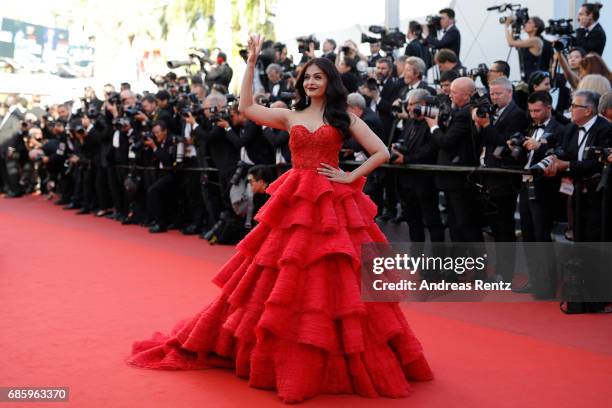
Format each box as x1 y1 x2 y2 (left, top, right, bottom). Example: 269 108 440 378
239 34 292 130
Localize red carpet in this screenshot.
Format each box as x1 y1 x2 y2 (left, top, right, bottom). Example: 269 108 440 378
1 195 610 407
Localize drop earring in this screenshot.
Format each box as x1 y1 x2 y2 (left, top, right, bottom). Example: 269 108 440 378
305 96 310 105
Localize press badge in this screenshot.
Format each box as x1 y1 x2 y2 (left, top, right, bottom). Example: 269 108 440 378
559 177 574 196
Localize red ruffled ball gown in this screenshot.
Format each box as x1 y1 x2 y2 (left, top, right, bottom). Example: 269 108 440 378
126 124 433 403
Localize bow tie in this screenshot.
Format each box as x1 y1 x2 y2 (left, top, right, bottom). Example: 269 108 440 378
578 126 586 133
533 124 546 130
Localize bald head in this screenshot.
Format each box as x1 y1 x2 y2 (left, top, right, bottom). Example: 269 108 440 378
450 77 475 108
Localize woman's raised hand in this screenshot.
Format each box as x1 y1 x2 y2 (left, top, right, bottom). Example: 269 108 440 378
247 34 264 65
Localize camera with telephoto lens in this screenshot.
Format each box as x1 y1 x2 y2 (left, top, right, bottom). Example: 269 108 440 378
426 15 442 33
209 105 232 124
297 35 320 54
361 25 406 53
469 63 489 82
490 4 529 36
470 94 498 118
546 19 574 36
112 116 131 130
553 35 576 52
493 131 525 160
124 102 143 118
107 92 121 106
409 95 443 118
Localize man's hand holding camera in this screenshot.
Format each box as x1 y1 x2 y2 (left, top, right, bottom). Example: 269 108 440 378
471 108 490 130
144 137 157 151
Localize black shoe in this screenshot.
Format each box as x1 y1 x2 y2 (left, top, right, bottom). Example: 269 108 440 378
149 224 167 233
512 282 533 293
63 203 82 210
199 230 210 240
5 191 23 198
54 199 70 206
76 208 91 215
181 224 200 235
167 223 178 230
122 216 137 225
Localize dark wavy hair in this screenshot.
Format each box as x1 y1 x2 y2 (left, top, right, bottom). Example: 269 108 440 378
293 57 351 139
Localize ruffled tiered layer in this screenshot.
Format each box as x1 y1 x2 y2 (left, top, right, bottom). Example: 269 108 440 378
127 169 433 403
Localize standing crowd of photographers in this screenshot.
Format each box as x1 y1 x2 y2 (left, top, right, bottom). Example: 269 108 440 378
1 3 611 311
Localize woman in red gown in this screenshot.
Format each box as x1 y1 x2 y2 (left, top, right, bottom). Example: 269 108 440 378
127 34 433 403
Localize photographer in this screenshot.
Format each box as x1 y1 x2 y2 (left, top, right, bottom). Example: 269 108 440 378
390 89 444 242
195 94 239 230
514 91 565 296
576 2 606 56
503 16 546 81
399 57 436 96
177 109 206 235
423 8 461 57
543 90 612 313
473 78 528 252
434 49 465 77
405 21 431 69
246 164 274 227
321 39 337 63
367 41 383 67
556 51 611 90
145 121 177 233
226 103 275 169
261 63 293 105
204 52 233 89
337 56 363 93
425 77 483 242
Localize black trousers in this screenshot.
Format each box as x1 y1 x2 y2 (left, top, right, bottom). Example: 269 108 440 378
81 165 97 210
108 166 128 216
519 183 557 297
181 158 205 228
444 189 484 242
397 183 445 242
95 166 113 210
147 172 178 228
485 193 518 281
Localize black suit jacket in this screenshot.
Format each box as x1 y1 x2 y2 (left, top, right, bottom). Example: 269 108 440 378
426 25 461 57
375 76 401 144
404 40 431 68
225 120 275 165
397 119 438 190
195 122 239 175
558 116 612 186
576 23 606 56
346 110 384 157
480 101 530 196
262 127 291 164
521 118 565 200
431 105 481 191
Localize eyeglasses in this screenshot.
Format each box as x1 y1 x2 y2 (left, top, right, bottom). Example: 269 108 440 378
569 103 590 109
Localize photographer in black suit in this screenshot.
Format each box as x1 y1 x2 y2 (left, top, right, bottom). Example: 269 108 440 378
514 91 565 296
390 89 444 242
473 77 529 282
425 77 483 242
544 90 612 313
423 8 461 57
405 21 431 69
195 94 239 231
576 3 606 56
146 121 176 233
226 103 275 168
